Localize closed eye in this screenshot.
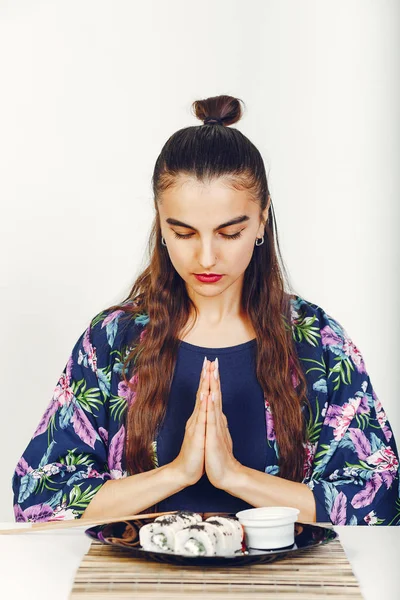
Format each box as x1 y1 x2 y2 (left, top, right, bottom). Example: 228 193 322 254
173 230 243 240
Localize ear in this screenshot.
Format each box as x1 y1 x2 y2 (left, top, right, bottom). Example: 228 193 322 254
259 196 270 232
266 194 271 215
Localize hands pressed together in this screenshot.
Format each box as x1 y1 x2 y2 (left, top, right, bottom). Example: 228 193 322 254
173 357 242 490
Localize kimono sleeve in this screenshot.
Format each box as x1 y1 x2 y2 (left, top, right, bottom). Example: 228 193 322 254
305 311 400 526
12 319 113 522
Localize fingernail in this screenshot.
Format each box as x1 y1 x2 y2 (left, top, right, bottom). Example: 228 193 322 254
213 357 219 380
200 392 204 401
212 392 216 402
202 356 208 378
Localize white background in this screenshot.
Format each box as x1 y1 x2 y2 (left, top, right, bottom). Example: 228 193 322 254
1 0 399 528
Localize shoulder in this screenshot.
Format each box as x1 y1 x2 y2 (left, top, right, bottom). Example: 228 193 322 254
290 293 368 381
289 293 335 326
289 294 357 349
85 299 149 360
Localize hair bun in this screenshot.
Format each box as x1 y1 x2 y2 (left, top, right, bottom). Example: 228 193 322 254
192 94 244 126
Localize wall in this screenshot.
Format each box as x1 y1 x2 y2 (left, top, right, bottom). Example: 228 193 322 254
1 0 399 520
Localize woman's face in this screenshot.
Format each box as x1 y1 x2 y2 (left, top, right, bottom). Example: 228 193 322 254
158 175 268 298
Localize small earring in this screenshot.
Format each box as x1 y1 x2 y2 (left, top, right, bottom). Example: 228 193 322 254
255 235 264 246
161 236 167 246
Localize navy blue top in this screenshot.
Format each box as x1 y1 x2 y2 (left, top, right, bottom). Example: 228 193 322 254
156 337 267 513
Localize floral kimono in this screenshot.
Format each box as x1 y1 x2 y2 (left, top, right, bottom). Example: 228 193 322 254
12 295 400 525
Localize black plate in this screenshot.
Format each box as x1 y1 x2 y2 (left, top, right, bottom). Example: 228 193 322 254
85 512 337 566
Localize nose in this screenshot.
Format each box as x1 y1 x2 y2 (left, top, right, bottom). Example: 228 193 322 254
197 239 218 270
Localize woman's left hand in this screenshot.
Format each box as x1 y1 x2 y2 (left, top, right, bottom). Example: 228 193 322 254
205 359 242 489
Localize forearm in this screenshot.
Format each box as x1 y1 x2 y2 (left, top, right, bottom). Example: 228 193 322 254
81 462 187 521
224 465 317 523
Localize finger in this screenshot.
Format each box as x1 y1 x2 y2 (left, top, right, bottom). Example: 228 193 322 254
210 358 222 411
187 359 210 429
195 358 209 403
205 393 218 449
207 388 229 435
192 385 209 456
206 391 217 426
221 414 233 449
206 394 234 456
194 359 211 417
214 406 233 453
209 360 223 435
199 360 211 404
194 383 208 431
189 370 209 432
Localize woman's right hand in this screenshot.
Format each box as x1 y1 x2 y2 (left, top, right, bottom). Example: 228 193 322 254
171 358 210 486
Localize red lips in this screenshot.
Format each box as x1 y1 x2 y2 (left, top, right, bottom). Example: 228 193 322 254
194 274 223 283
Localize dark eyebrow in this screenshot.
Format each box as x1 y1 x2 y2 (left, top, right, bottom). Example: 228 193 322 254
165 215 250 232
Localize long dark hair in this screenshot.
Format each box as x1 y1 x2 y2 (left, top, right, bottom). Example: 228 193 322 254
105 94 310 487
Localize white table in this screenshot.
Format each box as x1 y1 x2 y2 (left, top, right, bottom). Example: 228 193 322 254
0 522 399 600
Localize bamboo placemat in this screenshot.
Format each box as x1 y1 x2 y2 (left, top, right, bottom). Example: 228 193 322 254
69 523 363 599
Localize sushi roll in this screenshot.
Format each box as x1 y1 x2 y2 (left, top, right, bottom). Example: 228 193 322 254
139 512 202 553
139 521 175 553
204 518 236 554
205 516 244 553
154 510 202 528
175 510 203 526
139 514 187 553
175 522 219 556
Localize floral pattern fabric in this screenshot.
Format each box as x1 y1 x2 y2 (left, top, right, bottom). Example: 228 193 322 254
12 296 400 525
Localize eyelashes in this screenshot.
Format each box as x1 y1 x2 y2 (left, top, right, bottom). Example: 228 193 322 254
172 231 243 241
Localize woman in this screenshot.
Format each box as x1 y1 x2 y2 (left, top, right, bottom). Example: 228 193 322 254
12 94 400 526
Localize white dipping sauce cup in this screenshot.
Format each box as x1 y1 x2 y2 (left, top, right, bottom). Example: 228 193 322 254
236 506 300 550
